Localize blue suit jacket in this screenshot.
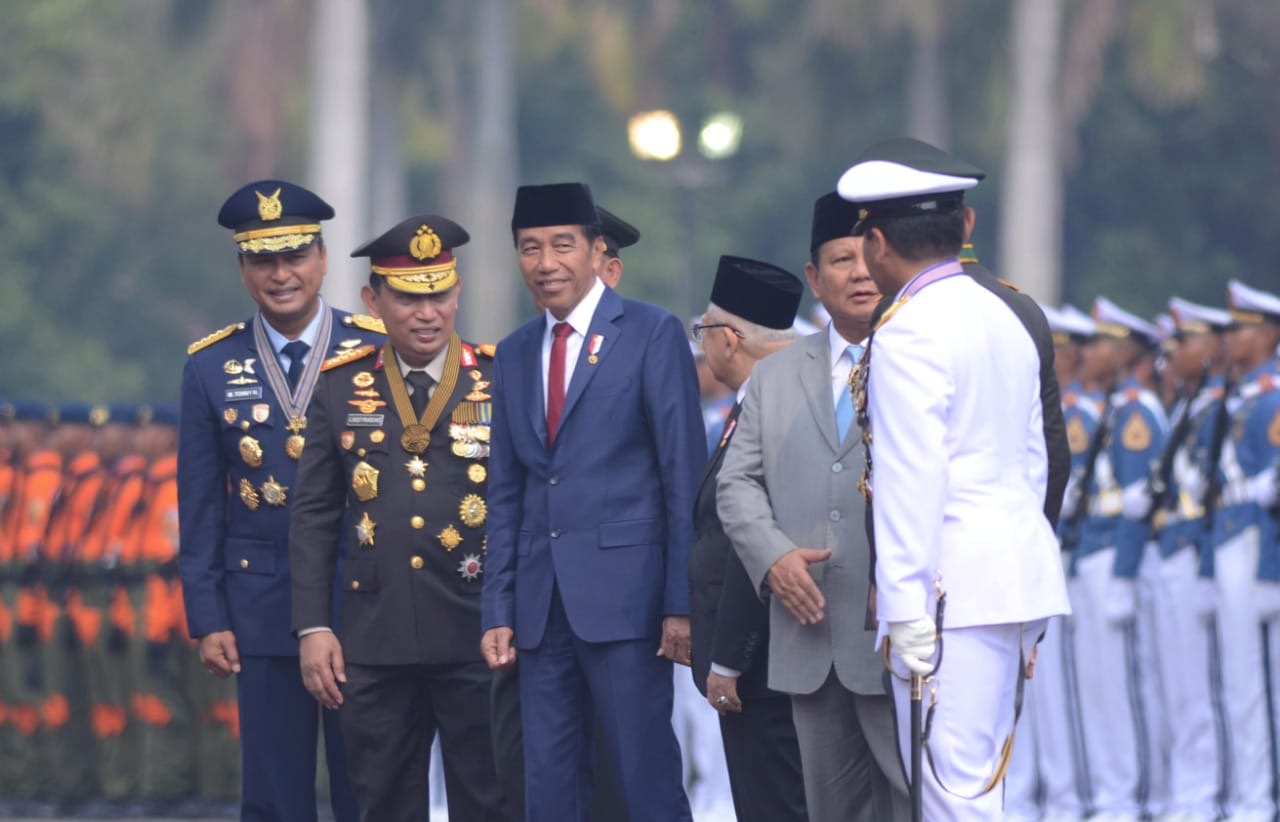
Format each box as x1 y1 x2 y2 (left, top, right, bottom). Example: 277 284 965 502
178 307 384 657
482 286 704 649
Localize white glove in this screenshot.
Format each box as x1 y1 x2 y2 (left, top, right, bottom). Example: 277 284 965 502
889 616 937 676
1121 482 1153 520
1192 578 1217 625
1103 578 1137 626
1180 472 1207 507
1258 581 1280 624
1246 471 1278 508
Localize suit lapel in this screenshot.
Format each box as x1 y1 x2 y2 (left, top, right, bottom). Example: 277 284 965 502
801 333 840 454
556 287 624 440
522 322 548 449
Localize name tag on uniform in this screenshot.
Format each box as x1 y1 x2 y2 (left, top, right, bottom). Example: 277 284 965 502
346 413 385 427
225 387 264 402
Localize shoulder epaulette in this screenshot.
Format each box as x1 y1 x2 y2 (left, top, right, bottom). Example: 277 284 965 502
998 278 1021 293
187 322 246 355
476 343 496 358
321 344 377 372
343 314 386 335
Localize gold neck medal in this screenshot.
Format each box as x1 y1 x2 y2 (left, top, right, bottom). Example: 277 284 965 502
252 310 332 459
383 335 462 454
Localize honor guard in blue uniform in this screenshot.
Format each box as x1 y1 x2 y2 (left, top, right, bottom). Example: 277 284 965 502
178 180 383 822
1008 303 1097 822
1069 298 1169 822
290 215 505 821
1209 280 1280 822
1143 297 1233 822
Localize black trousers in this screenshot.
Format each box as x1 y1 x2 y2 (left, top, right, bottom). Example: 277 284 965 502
490 662 629 822
340 660 503 822
719 692 809 822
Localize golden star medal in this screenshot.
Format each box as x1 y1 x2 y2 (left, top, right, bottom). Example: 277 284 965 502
251 310 333 460
382 336 462 455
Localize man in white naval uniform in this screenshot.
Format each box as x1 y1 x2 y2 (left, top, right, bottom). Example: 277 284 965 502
837 139 1071 820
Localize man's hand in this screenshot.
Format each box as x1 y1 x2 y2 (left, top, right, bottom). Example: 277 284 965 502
482 627 517 672
300 632 346 709
767 548 831 625
706 671 742 714
657 616 691 666
888 616 937 676
197 630 241 678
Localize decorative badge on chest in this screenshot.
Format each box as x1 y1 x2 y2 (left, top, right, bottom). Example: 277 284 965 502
457 554 482 581
285 417 306 460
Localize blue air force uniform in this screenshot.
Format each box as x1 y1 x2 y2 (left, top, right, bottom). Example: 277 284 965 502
1070 299 1169 820
178 180 384 822
1208 279 1280 819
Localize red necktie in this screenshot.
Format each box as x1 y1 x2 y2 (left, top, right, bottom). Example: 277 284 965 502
546 322 573 446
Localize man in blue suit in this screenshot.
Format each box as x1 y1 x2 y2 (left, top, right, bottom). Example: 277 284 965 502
178 179 383 821
481 182 704 821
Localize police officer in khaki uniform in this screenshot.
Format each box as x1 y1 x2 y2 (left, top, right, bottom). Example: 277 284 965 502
291 215 504 820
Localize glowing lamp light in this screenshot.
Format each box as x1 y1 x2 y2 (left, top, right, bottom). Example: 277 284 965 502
627 110 682 161
697 112 743 160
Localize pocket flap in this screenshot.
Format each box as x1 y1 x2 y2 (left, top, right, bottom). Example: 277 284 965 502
343 558 378 593
224 539 278 576
598 518 665 548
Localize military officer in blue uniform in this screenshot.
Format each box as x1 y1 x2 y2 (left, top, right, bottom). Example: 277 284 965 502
289 214 505 821
1209 280 1280 822
1070 298 1169 822
178 179 383 821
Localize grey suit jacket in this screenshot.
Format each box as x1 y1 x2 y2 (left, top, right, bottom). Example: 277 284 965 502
717 330 882 696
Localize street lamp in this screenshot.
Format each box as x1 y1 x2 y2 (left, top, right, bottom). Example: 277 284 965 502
627 109 741 317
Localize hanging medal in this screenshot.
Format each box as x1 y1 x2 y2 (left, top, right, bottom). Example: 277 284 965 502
252 309 333 460
383 335 462 455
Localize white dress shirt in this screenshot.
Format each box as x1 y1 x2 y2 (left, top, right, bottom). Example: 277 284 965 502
828 322 866 406
541 277 606 413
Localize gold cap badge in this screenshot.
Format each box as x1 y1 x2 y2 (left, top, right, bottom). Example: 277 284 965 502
256 188 283 221
410 225 442 261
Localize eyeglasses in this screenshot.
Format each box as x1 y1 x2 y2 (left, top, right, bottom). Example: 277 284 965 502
689 322 744 343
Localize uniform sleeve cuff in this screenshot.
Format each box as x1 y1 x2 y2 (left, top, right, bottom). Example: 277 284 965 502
297 626 333 637
710 662 741 678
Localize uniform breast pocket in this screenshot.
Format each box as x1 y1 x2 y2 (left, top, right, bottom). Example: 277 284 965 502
343 558 378 593
224 538 278 577
598 518 665 549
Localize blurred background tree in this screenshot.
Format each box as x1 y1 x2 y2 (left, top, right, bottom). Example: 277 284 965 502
1 0 1277 401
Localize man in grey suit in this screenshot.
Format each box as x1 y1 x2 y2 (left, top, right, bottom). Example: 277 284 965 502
717 191 909 822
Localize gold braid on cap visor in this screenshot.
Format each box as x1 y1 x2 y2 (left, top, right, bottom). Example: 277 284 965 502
372 259 458 293
233 223 322 254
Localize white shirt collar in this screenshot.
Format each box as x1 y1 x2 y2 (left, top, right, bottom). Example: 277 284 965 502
735 377 750 405
262 299 326 355
544 277 606 339
827 321 866 370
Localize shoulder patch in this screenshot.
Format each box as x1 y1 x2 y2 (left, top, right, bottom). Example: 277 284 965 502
321 344 377 372
1066 415 1089 455
187 322 246 355
476 343 496 358
997 278 1021 292
1269 408 1280 447
1120 410 1151 451
343 313 386 335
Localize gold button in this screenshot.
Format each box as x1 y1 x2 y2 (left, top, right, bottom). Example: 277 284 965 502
411 516 425 529
357 448 367 457
410 555 424 570
350 580 360 590
239 558 249 569
412 478 426 492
